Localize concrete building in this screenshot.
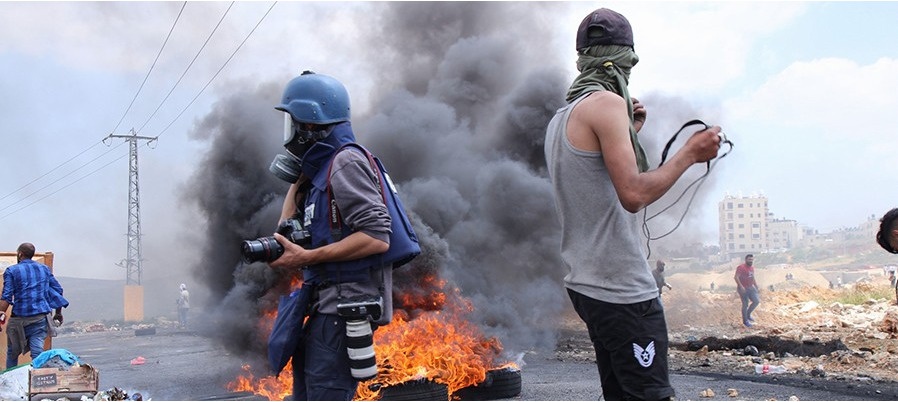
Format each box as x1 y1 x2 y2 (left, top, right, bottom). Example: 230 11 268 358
719 193 769 258
768 218 802 251
718 196 882 257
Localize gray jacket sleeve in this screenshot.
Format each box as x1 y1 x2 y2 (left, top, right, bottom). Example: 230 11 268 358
328 148 392 244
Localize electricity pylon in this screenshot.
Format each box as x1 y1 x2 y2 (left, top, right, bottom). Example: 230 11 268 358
104 129 157 285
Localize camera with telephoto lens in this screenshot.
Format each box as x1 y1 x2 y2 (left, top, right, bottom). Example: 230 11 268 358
241 219 311 263
337 296 383 381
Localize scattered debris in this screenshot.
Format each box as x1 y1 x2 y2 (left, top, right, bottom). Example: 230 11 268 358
134 327 156 336
726 388 739 398
696 345 709 357
130 356 146 366
88 387 146 401
754 364 788 374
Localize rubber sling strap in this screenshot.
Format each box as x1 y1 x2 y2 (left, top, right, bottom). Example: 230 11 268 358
658 119 711 172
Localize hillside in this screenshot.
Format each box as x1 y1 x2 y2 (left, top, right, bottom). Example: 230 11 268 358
56 276 208 323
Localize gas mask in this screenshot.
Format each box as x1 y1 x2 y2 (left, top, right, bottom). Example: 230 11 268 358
269 113 334 183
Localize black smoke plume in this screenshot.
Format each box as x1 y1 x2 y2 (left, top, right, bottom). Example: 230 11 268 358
183 2 726 362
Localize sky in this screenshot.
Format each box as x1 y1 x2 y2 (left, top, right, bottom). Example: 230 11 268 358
1 1 897 286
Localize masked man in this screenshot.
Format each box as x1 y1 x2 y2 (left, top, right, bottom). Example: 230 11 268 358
544 8 721 400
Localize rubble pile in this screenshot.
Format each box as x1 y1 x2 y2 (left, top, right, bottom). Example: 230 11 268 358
557 280 898 385
58 318 181 335
85 387 144 401
663 282 898 383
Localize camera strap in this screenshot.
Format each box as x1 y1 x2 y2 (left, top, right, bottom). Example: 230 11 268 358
325 144 387 244
325 144 391 303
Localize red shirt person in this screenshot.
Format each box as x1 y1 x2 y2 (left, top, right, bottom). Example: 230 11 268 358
733 254 760 327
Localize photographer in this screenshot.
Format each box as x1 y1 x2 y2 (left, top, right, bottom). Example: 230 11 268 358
267 71 393 401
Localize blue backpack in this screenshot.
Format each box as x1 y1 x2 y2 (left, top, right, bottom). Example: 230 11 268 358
326 143 421 269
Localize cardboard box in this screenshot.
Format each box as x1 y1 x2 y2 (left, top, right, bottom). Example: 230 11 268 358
29 364 98 400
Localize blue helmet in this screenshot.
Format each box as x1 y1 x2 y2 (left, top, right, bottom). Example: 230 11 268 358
275 71 350 125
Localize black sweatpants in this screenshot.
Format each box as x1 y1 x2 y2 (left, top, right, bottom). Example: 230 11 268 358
568 289 674 401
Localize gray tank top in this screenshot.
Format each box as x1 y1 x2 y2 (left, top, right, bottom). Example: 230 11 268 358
544 95 659 304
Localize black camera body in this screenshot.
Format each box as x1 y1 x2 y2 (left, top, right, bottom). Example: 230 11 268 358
276 219 312 247
336 296 384 321
241 218 311 263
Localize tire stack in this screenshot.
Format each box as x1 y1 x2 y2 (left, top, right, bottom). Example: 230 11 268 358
377 368 522 401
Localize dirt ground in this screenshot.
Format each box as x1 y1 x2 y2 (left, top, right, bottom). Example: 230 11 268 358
555 265 898 391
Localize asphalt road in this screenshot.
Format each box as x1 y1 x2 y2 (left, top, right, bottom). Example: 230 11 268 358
45 328 898 401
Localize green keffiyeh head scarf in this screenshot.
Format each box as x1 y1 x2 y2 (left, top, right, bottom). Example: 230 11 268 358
565 45 649 172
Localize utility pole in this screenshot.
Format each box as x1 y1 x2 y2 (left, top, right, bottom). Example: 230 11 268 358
104 130 156 322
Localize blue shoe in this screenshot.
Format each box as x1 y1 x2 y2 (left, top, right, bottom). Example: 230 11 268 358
743 320 752 328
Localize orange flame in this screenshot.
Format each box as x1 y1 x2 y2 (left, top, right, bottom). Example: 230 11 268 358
227 275 513 401
228 363 293 401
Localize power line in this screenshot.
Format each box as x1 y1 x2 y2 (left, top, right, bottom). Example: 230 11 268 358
0 139 104 203
1 2 187 213
3 2 277 220
0 142 128 216
155 1 278 139
0 146 133 222
137 2 235 134
111 1 188 134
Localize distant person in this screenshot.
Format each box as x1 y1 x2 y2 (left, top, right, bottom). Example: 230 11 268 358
652 260 673 296
876 208 898 254
543 7 722 401
0 243 65 369
734 254 759 327
177 283 190 328
710 282 716 291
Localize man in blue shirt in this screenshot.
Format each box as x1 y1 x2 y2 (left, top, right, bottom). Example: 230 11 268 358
0 242 65 369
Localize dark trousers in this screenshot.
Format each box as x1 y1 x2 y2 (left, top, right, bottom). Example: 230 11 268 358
568 289 674 401
292 313 357 401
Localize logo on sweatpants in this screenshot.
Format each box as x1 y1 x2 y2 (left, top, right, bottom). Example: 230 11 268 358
633 341 656 368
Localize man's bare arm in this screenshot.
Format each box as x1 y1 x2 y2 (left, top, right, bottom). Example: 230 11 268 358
569 92 721 212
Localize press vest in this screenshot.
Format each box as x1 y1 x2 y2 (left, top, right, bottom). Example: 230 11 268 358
298 123 420 285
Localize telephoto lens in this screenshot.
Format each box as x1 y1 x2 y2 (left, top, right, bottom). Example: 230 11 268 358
345 319 378 380
240 236 285 263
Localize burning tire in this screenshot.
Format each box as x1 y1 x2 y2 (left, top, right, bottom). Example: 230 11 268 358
378 379 449 401
453 367 522 400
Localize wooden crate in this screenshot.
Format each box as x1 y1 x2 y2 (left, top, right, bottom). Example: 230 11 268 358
28 364 99 400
